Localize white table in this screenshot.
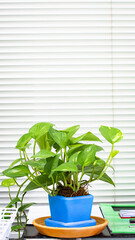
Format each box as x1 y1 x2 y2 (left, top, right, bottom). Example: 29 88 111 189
27 204 102 224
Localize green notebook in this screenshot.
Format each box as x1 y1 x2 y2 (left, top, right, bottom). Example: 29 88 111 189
100 203 135 234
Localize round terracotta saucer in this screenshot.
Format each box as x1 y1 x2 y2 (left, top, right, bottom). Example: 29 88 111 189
32 216 108 238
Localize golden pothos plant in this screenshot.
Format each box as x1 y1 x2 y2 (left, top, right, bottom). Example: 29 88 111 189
1 122 123 237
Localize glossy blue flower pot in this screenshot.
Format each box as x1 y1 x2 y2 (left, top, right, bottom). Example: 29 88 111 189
45 194 96 228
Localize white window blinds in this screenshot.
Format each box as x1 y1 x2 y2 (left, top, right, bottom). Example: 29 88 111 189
0 0 135 206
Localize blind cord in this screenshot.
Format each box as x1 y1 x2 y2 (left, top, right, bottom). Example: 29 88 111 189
110 0 116 203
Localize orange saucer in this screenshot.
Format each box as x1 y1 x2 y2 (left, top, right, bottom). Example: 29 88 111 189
32 216 108 238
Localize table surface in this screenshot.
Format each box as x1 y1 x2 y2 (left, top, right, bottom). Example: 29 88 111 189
21 205 135 240
27 204 102 224
22 224 135 240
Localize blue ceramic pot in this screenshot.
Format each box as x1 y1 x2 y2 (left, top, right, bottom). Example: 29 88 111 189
45 194 96 228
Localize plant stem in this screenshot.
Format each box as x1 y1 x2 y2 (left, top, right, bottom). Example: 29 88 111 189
44 185 53 196
19 151 23 163
33 140 39 175
51 176 55 195
56 175 58 190
28 173 52 196
67 184 74 191
19 150 22 158
13 178 29 238
77 166 84 191
64 148 68 162
73 173 76 191
33 141 36 161
76 172 79 190
60 149 63 161
89 165 95 183
97 144 114 180
28 175 40 187
13 178 21 188
18 179 28 195
45 133 50 150
69 174 72 185
25 150 29 161
23 151 27 162
8 187 12 201
21 193 28 226
62 173 67 186
15 201 20 238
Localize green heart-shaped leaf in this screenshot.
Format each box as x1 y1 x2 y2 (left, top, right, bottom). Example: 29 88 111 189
18 203 35 212
111 150 119 158
53 162 78 172
11 224 25 231
29 122 53 140
24 159 47 171
16 133 31 150
2 165 30 178
31 149 55 159
68 144 103 158
7 197 21 207
49 127 69 148
71 132 102 144
48 155 60 178
69 151 80 164
78 145 96 167
94 172 115 186
65 125 80 138
1 178 15 187
37 132 54 150
99 125 123 144
95 158 105 168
